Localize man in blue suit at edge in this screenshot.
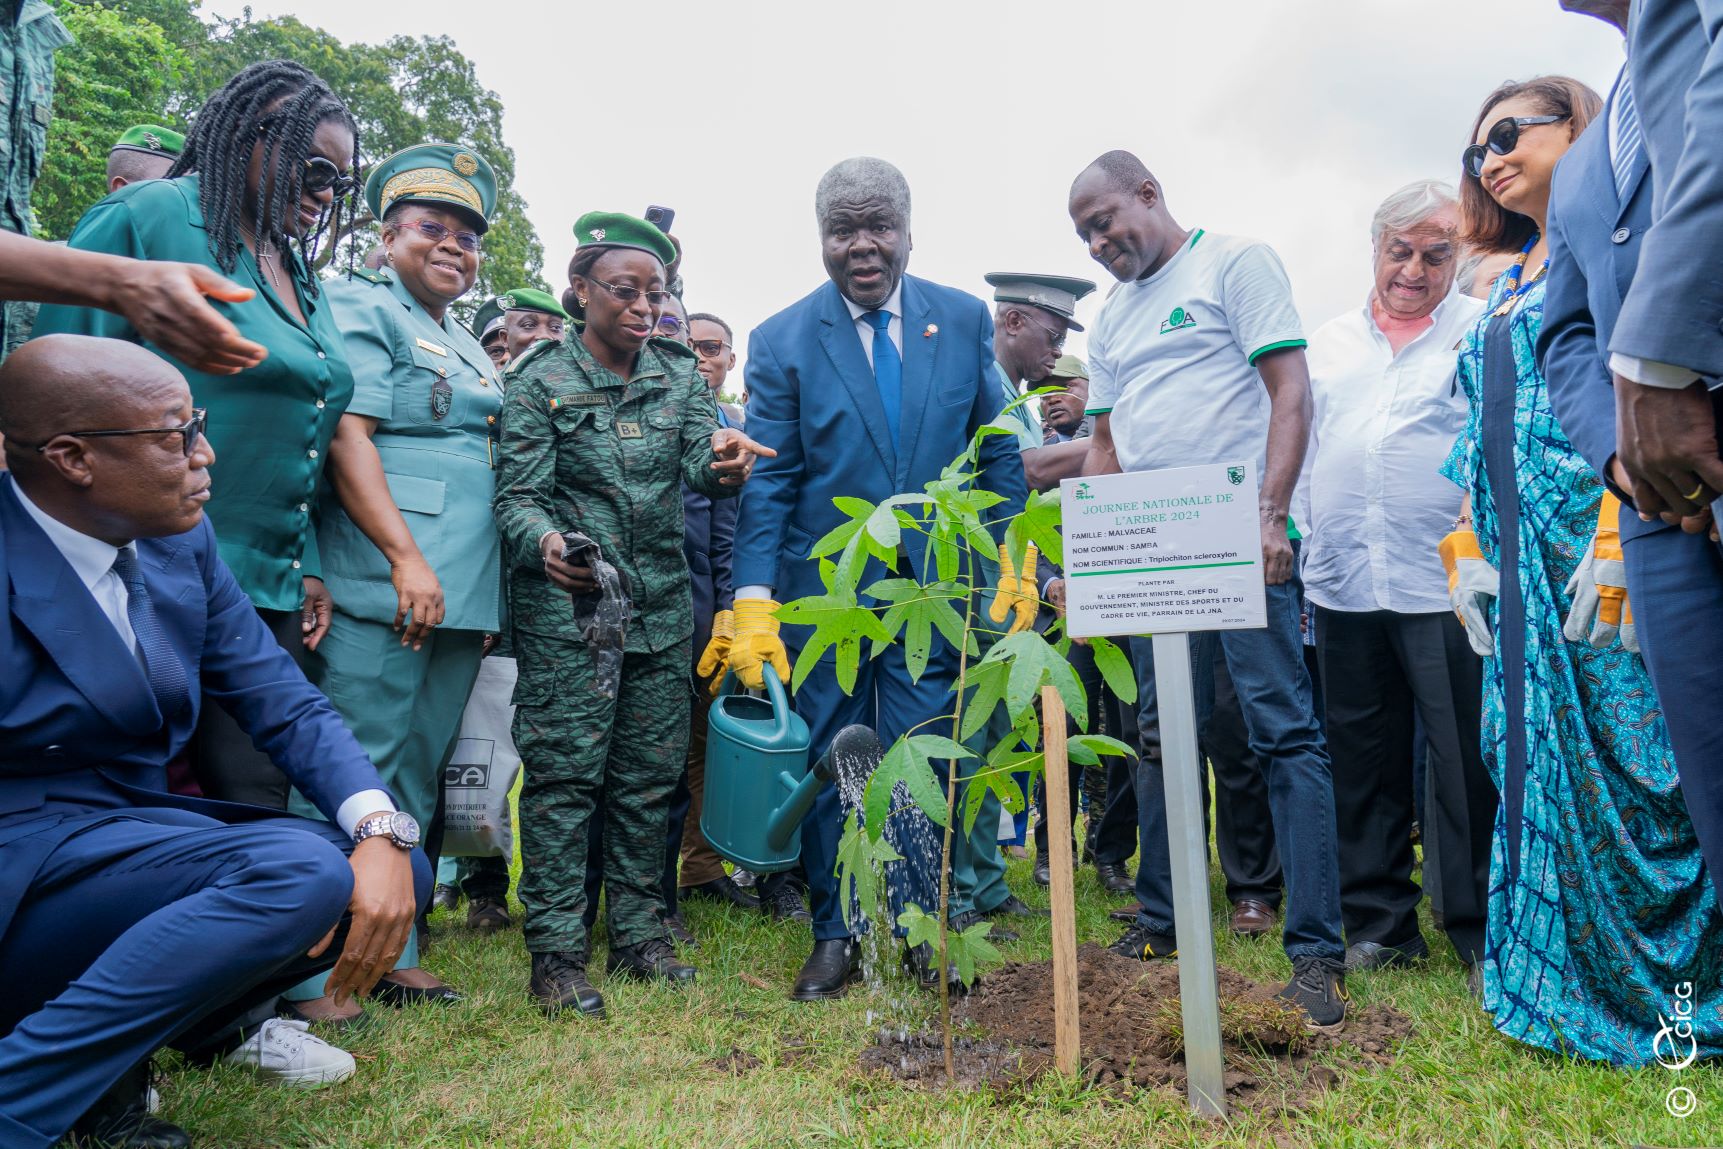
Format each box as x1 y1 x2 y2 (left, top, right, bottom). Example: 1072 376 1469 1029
726 157 1030 1001
1543 0 1723 890
0 335 428 1149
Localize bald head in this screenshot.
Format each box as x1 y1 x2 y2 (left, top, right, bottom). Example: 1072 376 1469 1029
1074 149 1154 197
0 336 212 542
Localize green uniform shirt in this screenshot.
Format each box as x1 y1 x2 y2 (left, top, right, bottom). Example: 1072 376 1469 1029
0 0 71 358
33 175 355 611
316 269 505 633
495 334 731 655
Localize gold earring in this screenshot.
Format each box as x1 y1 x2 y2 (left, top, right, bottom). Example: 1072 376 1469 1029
577 297 588 308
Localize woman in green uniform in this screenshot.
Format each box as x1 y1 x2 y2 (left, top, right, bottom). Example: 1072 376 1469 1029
32 60 361 807
282 144 504 1022
495 212 770 1018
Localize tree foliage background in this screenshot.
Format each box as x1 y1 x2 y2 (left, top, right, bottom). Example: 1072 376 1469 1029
36 1 548 318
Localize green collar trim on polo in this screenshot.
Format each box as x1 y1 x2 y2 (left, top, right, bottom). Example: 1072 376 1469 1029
1189 228 1205 249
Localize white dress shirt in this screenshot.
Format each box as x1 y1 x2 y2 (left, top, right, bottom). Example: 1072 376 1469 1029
1302 289 1484 614
12 482 392 835
736 282 905 603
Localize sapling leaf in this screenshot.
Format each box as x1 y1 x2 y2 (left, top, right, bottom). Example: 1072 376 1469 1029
898 904 941 951
948 919 1002 985
781 594 889 695
1068 733 1134 767
1012 488 1065 567
960 657 1010 741
1089 635 1138 704
862 735 965 840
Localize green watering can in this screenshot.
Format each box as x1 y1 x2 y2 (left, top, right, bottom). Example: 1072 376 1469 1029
701 665 881 874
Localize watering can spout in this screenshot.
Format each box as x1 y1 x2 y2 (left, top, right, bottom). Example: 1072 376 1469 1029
763 725 882 851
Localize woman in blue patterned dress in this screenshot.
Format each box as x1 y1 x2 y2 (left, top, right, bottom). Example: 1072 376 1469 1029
1443 76 1723 1065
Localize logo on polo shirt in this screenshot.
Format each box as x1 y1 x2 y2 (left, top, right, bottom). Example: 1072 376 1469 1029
1159 306 1197 334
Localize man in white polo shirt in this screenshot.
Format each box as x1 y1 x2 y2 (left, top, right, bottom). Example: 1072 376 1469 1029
1068 149 1345 1031
1303 181 1495 983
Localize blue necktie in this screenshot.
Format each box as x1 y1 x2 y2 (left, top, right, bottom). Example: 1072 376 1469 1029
1613 69 1643 202
862 309 901 452
111 547 189 719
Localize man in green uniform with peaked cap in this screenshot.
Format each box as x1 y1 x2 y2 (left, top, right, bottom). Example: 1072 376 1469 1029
499 286 569 363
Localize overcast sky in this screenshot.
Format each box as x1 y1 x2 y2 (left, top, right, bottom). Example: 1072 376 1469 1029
256 0 1624 372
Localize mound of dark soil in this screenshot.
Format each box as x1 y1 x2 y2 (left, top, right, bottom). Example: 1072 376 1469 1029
860 943 1411 1111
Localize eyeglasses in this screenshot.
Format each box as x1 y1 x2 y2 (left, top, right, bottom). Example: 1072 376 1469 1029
655 315 687 336
303 156 357 198
34 408 208 458
400 217 483 254
1463 115 1567 179
691 338 731 358
591 277 673 306
1021 312 1067 351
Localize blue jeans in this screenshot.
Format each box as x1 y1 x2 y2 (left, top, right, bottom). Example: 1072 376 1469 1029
1127 571 1343 963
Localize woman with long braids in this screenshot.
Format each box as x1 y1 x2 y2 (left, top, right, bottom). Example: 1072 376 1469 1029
280 144 505 1023
34 60 364 811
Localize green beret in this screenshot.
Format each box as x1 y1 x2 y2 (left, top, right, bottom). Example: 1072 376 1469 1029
111 124 183 158
1048 353 1089 380
470 296 507 341
573 210 675 267
366 142 497 234
499 287 570 320
985 272 1098 332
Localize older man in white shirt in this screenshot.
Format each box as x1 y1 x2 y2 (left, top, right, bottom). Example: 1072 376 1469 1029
1304 181 1496 978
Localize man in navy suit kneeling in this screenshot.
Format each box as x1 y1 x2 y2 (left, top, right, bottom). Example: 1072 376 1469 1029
0 336 428 1149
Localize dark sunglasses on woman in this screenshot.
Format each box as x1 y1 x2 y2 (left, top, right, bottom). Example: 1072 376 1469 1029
302 156 357 198
1463 115 1568 179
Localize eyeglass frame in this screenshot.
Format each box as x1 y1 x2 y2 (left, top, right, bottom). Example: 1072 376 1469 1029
1015 308 1069 351
392 216 484 254
654 314 688 335
30 408 209 458
302 156 357 198
691 338 732 359
1462 115 1567 179
589 277 674 307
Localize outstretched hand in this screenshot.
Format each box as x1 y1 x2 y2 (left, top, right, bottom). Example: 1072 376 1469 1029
710 427 777 486
111 261 268 375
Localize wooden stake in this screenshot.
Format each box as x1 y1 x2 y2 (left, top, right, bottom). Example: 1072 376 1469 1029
1040 685 1081 1077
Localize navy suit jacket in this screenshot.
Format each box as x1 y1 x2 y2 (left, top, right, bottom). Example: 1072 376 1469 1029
0 474 389 940
1612 0 1723 377
734 275 1028 606
1538 75 1667 542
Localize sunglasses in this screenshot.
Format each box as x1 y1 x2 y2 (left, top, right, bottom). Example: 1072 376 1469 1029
591 277 674 306
400 217 483 254
1463 115 1567 179
691 338 731 358
303 156 357 197
1021 312 1068 351
35 408 209 458
656 315 687 336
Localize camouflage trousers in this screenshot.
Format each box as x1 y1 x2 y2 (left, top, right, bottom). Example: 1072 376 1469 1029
513 637 691 955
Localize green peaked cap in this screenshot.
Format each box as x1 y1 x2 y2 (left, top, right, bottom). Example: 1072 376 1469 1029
499 287 570 320
1047 353 1089 380
573 210 675 266
365 142 497 234
470 296 507 342
111 124 184 157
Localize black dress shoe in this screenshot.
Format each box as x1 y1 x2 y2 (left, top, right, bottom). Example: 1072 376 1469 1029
950 909 1016 943
763 882 813 924
1032 853 1051 886
531 951 605 1017
369 976 464 1008
1094 862 1135 894
901 941 975 994
69 1061 190 1149
607 936 698 984
679 875 762 910
985 894 1049 919
790 938 860 1001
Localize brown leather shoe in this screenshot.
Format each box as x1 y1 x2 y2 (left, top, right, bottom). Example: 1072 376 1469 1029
1229 898 1275 937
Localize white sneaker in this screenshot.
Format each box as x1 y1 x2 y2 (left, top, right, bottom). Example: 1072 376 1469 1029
223 1017 356 1088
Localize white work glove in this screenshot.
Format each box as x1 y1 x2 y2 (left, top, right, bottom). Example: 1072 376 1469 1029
1563 493 1638 653
1439 528 1498 658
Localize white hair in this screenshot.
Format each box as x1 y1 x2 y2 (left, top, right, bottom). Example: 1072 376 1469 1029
1370 179 1461 248
814 156 911 231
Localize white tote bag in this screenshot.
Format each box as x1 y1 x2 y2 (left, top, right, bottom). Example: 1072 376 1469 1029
442 656 521 858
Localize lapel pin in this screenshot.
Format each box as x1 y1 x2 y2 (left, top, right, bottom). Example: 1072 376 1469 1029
924 324 938 337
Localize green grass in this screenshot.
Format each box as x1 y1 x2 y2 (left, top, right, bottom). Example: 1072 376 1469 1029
154 854 1723 1148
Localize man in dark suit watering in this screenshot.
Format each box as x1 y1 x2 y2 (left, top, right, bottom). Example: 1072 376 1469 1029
0 336 426 1149
728 158 1029 1000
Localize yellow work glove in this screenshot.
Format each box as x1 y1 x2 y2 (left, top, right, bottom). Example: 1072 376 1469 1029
988 543 1040 635
1438 528 1498 657
729 598 789 690
697 609 735 694
1563 493 1638 653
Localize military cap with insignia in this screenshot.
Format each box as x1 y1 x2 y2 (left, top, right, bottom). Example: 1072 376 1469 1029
1047 353 1089 380
471 296 507 343
984 272 1099 332
499 287 571 320
111 124 184 159
366 142 498 234
573 210 676 266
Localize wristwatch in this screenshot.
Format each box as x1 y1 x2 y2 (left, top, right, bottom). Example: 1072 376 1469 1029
353 810 421 850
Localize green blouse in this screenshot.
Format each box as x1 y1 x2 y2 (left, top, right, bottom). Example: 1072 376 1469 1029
32 174 354 612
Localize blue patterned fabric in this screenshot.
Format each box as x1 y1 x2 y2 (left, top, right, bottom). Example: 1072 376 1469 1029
1442 271 1723 1065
